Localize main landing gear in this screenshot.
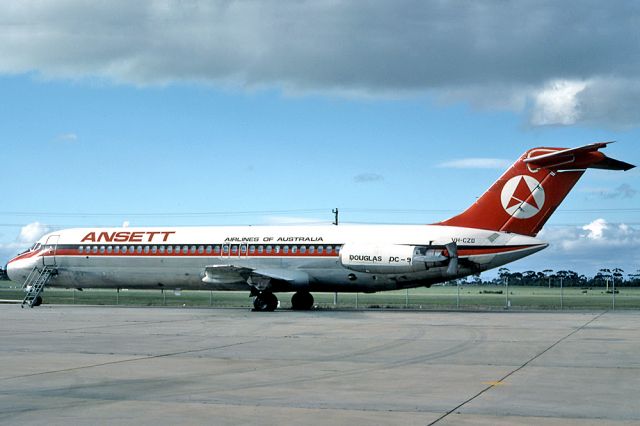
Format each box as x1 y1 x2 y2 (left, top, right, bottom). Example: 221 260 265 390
252 291 315 311
253 292 279 312
291 291 314 310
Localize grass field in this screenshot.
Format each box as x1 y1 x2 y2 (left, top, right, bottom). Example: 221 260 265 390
2 283 639 310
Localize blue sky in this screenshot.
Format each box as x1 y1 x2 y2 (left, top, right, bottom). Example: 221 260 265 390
1 1 639 277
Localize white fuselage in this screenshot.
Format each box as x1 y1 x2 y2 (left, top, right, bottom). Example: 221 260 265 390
6 224 547 293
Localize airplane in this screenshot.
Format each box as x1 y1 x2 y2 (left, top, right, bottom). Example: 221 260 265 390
5 142 634 311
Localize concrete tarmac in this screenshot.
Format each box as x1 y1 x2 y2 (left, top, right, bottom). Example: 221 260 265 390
0 305 639 425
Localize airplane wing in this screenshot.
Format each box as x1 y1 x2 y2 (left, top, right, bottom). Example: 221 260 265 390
202 265 251 285
202 265 309 288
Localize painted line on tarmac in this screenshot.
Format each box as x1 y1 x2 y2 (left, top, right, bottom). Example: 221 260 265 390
0 339 260 381
427 310 608 425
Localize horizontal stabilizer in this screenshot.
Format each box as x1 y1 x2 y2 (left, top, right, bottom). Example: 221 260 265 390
524 142 635 171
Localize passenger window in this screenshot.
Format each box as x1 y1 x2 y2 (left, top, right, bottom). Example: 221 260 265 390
159 245 165 254
249 245 255 254
175 246 181 254
266 245 272 254
144 246 150 254
167 246 173 254
241 245 247 254
309 246 315 254
317 246 323 254
137 246 143 254
151 246 157 254
336 245 341 253
231 245 238 254
92 246 98 254
205 246 212 254
129 246 135 254
300 246 306 254
182 246 189 254
107 246 113 254
283 245 289 254
78 246 83 254
114 246 120 254
258 245 264 254
292 246 297 254
223 245 229 254
274 245 280 254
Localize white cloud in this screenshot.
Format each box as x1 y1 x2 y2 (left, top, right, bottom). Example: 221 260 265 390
530 79 587 125
0 222 52 264
526 219 640 275
354 173 384 183
582 218 607 240
1 1 639 128
17 222 51 244
56 132 78 142
437 158 512 169
584 184 638 200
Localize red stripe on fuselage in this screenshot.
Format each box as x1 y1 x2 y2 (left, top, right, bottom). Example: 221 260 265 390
6 249 42 264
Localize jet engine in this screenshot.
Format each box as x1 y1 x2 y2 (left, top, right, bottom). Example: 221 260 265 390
339 243 458 274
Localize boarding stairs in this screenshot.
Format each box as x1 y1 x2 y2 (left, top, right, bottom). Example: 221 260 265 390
21 265 56 308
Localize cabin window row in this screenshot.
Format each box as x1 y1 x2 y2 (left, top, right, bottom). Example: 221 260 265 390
76 244 341 255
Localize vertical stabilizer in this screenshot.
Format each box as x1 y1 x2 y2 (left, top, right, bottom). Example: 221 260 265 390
437 142 634 236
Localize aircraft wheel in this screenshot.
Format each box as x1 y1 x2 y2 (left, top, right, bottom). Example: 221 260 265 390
253 292 278 312
32 296 43 307
291 291 314 310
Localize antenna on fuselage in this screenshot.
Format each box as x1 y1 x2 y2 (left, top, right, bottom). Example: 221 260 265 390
332 208 339 226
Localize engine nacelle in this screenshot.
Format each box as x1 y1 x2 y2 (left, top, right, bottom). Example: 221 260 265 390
340 244 427 274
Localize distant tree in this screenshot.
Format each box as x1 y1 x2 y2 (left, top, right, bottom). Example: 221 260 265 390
0 267 7 281
556 270 570 287
498 267 510 281
470 275 482 285
543 269 554 288
510 271 523 285
522 270 537 286
579 275 588 287
612 268 624 286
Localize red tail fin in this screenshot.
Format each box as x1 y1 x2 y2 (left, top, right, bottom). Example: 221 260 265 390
437 142 634 236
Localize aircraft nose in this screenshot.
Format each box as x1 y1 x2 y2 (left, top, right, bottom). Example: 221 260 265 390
5 257 30 283
5 260 17 283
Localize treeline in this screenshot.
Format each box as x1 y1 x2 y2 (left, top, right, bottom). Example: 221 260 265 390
457 267 640 287
0 267 7 281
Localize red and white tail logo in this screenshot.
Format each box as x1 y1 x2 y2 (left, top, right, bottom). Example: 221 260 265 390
500 175 545 219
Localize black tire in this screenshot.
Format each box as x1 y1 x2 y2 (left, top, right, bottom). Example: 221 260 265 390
291 292 314 310
32 296 43 307
253 292 278 312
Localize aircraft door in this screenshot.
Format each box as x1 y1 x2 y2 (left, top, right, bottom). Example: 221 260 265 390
43 235 60 266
